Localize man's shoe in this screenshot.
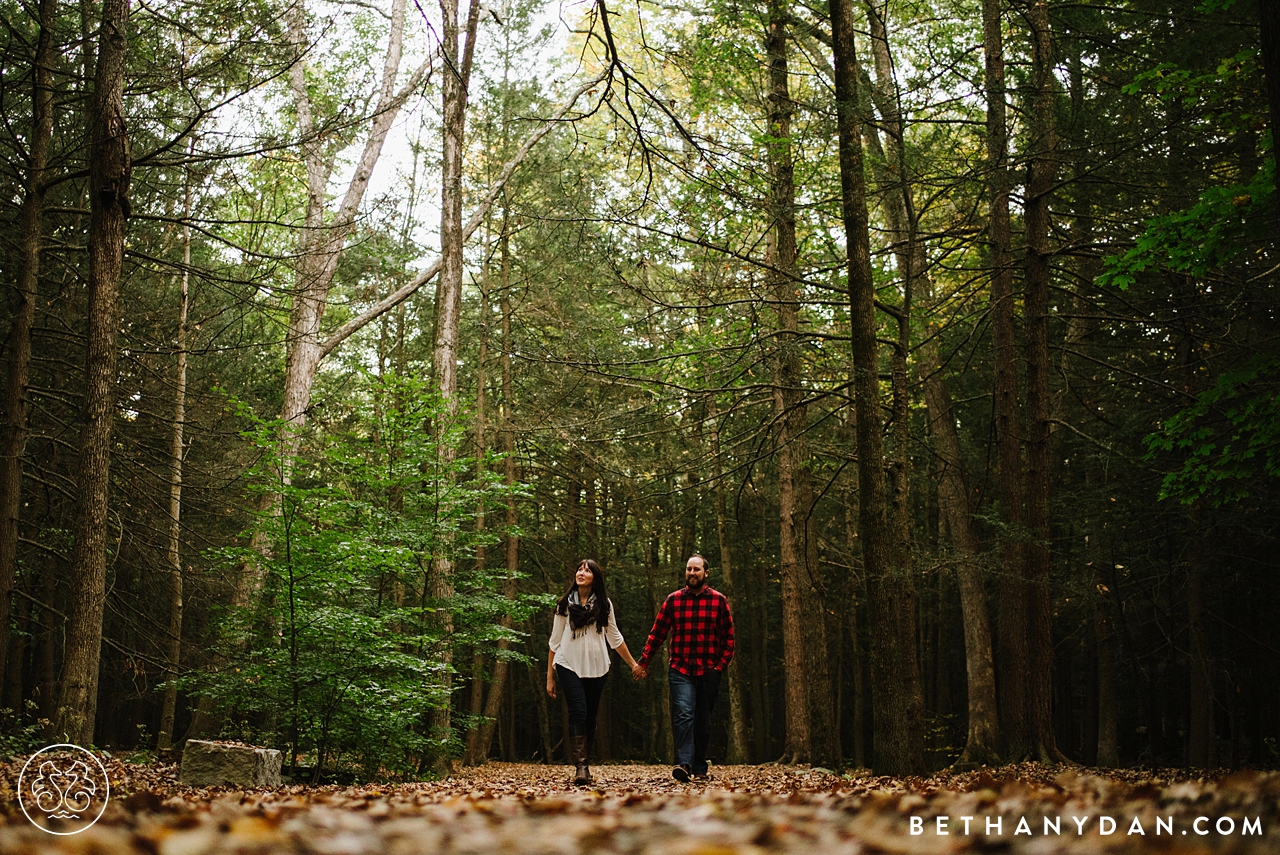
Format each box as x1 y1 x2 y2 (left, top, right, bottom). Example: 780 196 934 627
672 764 691 782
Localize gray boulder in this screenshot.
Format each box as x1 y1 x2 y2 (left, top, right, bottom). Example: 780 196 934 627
180 740 282 788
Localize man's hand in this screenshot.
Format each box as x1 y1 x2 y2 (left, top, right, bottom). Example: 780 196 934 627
632 663 647 681
546 676 557 698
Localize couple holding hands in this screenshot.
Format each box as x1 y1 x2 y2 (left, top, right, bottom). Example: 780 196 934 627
545 555 735 786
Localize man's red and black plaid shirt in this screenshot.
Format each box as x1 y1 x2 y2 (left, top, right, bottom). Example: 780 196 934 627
638 585 734 676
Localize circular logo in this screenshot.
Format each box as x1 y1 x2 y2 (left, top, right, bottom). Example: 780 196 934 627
17 744 111 835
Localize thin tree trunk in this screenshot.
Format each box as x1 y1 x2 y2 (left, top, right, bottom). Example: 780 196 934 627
842 450 867 768
157 161 192 752
748 504 771 760
526 633 553 761
1186 536 1215 767
0 0 57 693
55 0 130 743
857 62 1000 758
926 378 1002 767
982 0 1030 761
36 565 59 723
1022 0 1063 763
228 0 428 608
707 391 748 763
463 251 492 767
831 0 923 775
473 212 519 763
797 465 840 765
765 0 812 765
1094 596 1120 766
3 577 29 712
429 0 482 769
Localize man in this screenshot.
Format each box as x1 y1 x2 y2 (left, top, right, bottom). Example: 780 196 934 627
636 554 735 782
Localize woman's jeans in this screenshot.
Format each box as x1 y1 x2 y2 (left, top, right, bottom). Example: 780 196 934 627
556 664 607 743
668 667 721 775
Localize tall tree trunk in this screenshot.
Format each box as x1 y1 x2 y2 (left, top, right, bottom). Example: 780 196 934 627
55 0 130 743
708 391 748 763
830 0 924 775
226 0 428 608
473 220 519 761
842 450 867 768
1022 0 1063 763
855 18 1000 758
765 0 812 764
860 11 920 750
3 575 29 712
981 0 1030 760
1186 525 1215 767
0 0 57 693
429 0 482 769
1259 0 1280 191
925 378 1002 766
526 632 554 761
157 163 192 752
1094 595 1120 765
797 465 840 765
463 250 492 767
36 564 60 723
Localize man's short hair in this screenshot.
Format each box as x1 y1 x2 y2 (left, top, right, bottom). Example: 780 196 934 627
687 554 708 570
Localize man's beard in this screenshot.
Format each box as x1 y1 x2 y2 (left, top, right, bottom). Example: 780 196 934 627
687 576 705 589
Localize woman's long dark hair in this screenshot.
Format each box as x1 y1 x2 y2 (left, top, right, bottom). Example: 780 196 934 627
556 559 611 632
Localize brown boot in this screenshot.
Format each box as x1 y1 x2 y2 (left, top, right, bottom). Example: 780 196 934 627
572 735 591 786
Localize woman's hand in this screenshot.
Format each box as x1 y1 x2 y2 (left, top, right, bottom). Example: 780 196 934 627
631 662 647 681
546 676 557 698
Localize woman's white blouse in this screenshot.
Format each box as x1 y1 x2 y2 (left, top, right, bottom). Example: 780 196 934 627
549 599 625 678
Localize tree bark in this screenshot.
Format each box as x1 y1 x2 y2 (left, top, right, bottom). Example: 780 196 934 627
797 464 840 765
223 0 433 608
765 0 812 764
1094 594 1120 766
830 0 924 775
157 159 192 752
462 249 492 767
1022 0 1063 763
708 391 748 763
0 0 57 694
860 13 919 744
55 0 130 743
841 447 867 768
428 0 482 768
473 221 519 761
3 576 29 711
1186 535 1215 767
858 0 1003 768
981 0 1031 761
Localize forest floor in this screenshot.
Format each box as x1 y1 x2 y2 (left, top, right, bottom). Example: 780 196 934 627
2 759 1279 854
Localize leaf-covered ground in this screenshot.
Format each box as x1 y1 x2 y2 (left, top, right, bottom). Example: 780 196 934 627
2 760 1279 854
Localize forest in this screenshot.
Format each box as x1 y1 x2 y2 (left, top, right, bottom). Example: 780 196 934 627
0 0 1277 783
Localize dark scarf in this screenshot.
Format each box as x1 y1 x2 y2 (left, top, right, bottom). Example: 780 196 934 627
568 590 600 638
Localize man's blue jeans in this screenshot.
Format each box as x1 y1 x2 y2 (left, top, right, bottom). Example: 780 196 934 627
668 667 721 775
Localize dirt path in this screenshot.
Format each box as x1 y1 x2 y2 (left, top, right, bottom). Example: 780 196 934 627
2 761 1279 853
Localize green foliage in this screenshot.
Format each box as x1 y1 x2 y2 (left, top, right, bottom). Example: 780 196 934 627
0 702 50 760
187 373 537 779
1097 159 1274 291
1145 355 1280 506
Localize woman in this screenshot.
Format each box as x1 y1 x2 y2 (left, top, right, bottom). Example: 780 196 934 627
547 559 643 785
